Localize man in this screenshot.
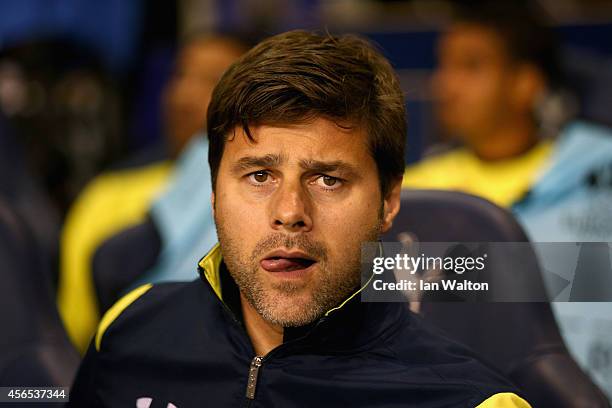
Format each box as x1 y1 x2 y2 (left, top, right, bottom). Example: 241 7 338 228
402 3 612 395
70 30 530 407
58 35 246 353
403 2 560 207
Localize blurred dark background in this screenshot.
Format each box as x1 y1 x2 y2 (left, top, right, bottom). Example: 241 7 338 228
2 0 612 218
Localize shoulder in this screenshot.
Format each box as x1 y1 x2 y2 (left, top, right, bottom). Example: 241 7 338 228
63 161 173 236
476 393 531 408
82 161 173 201
405 148 470 173
388 312 530 406
403 148 472 189
95 283 154 351
94 280 205 352
77 161 172 210
61 161 173 250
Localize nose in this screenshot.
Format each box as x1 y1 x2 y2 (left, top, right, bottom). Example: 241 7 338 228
269 180 313 233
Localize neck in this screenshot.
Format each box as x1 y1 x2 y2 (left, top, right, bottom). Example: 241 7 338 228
240 292 283 356
470 118 539 161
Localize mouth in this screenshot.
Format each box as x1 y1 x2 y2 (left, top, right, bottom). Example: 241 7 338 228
260 250 317 275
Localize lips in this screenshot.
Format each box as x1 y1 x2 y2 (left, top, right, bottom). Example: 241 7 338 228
260 257 316 272
260 250 317 273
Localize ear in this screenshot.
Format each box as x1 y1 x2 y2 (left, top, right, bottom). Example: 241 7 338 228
512 64 546 111
210 192 216 218
381 177 402 233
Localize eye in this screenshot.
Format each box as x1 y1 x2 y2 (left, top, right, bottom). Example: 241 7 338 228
247 170 273 185
313 175 343 190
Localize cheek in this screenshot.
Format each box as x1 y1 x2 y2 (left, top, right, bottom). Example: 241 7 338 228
216 183 275 247
470 70 507 103
318 184 380 223
217 189 260 228
316 193 381 255
462 80 493 107
452 83 499 127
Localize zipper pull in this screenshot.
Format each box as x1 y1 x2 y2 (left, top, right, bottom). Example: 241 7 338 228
246 356 263 400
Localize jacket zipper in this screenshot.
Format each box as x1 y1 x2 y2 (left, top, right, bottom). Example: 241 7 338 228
201 272 330 403
210 294 263 403
245 355 263 400
208 290 265 403
243 318 328 403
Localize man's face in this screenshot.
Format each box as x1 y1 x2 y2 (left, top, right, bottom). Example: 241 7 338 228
432 24 517 144
163 38 243 156
213 117 399 327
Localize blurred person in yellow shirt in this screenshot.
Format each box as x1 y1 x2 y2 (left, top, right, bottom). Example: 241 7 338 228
403 2 563 208
404 3 612 396
58 35 246 353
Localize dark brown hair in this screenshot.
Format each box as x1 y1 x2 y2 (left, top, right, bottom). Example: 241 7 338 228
206 30 406 197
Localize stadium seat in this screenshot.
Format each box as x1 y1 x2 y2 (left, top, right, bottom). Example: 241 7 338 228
0 198 79 388
383 189 610 408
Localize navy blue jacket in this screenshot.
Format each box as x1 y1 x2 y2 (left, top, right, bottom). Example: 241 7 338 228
69 244 530 407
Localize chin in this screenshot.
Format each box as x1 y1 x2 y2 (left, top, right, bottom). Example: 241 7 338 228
262 294 320 327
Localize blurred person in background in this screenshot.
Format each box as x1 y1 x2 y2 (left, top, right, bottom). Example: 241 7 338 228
58 34 247 354
402 1 562 207
403 1 612 395
0 40 122 217
0 40 122 275
0 112 60 269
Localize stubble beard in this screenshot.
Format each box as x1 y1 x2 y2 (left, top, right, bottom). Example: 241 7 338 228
216 221 382 328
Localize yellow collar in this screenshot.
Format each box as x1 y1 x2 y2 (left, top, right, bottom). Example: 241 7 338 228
198 243 223 300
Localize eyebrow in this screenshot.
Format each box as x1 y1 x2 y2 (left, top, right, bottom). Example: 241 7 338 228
230 155 360 177
231 154 284 174
299 159 360 176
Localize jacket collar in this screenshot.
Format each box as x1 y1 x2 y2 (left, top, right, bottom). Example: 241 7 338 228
197 243 408 351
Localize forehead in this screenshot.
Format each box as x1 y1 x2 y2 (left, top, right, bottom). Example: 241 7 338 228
221 118 374 167
439 23 508 60
177 39 243 73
